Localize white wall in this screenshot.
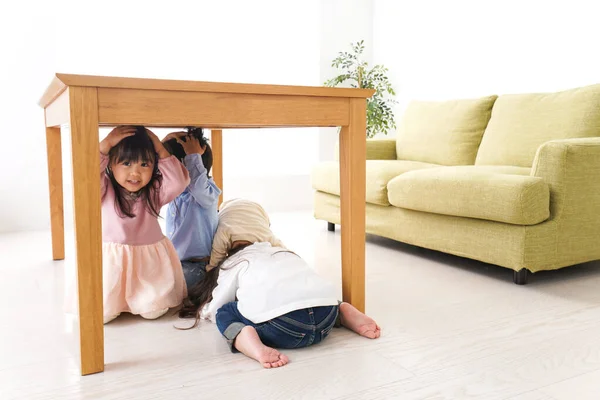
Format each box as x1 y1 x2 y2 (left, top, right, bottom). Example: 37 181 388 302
319 0 374 161
0 1 57 233
374 0 600 122
0 0 324 232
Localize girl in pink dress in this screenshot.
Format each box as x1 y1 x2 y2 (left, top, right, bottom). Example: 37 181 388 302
100 126 190 323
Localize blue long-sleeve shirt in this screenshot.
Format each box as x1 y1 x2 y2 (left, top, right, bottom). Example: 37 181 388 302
166 154 221 261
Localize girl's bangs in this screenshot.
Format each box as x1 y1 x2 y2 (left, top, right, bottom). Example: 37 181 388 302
112 136 156 164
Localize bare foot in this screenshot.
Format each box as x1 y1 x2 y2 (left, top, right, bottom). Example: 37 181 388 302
339 302 381 339
234 326 289 368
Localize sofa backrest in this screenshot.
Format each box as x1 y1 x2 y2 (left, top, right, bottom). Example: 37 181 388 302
476 84 600 167
396 96 497 165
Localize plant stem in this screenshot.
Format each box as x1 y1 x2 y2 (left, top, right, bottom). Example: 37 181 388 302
358 66 363 88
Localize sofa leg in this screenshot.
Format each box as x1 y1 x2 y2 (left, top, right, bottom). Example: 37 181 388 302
513 269 528 285
327 222 335 232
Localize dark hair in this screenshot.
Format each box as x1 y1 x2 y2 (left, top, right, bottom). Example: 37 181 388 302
177 245 298 330
177 243 251 330
163 127 213 176
106 126 162 218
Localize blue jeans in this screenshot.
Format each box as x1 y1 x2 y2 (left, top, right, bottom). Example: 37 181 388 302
215 301 339 352
180 259 208 292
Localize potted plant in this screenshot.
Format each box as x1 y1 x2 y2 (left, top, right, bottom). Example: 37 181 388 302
325 40 397 138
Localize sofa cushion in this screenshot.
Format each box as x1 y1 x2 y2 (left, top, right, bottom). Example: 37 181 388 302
387 166 549 225
396 95 497 166
334 139 397 161
476 84 600 167
311 160 440 206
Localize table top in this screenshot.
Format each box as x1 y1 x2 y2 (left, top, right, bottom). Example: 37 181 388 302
40 73 374 108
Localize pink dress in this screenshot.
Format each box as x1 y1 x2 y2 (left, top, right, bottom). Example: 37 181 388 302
100 153 191 318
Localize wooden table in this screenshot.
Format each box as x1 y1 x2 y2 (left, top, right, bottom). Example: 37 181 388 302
39 73 373 375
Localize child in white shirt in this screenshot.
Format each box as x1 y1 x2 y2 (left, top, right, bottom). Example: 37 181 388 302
179 199 380 368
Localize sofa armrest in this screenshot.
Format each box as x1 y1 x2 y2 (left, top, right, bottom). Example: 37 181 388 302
532 138 600 220
335 139 397 161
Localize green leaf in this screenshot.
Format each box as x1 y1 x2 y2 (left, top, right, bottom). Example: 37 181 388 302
325 39 397 136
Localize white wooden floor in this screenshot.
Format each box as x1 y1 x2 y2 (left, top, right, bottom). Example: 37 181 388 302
1 211 600 399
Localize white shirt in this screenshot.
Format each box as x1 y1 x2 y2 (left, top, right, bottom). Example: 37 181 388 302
202 242 339 323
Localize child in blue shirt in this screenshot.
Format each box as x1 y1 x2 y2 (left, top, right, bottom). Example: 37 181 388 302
163 127 221 291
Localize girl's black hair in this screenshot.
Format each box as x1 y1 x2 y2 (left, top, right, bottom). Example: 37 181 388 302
106 126 162 218
163 127 214 176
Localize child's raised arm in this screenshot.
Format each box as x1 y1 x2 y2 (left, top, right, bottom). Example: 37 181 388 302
146 128 191 205
180 136 221 208
145 128 171 159
99 126 137 155
186 156 221 208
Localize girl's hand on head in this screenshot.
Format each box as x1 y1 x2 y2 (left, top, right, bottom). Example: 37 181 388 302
177 135 206 155
99 126 136 155
145 128 160 144
145 128 171 159
162 131 187 143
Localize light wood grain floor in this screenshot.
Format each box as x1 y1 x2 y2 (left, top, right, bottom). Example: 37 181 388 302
1 211 599 399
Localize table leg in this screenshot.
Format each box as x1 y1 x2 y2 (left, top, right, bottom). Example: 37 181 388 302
211 129 223 206
45 124 65 260
339 98 366 312
69 87 104 375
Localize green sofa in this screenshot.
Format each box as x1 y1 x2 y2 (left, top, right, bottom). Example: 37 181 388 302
311 84 600 284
